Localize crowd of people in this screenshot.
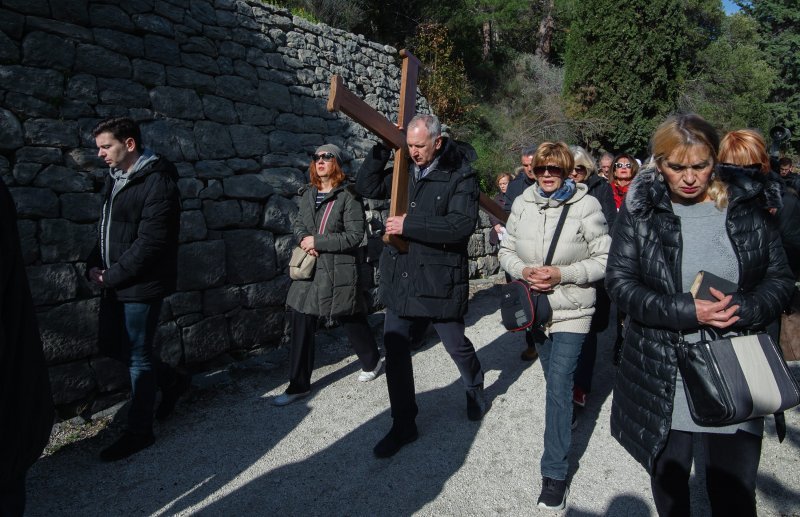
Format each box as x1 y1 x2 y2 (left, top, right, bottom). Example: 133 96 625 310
2 113 799 516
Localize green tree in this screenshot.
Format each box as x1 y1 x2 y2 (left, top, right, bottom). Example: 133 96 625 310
563 0 693 154
740 0 800 154
679 13 777 134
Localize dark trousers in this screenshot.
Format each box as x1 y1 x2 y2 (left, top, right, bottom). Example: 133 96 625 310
0 474 25 517
383 310 484 422
651 430 762 517
287 310 380 394
99 298 173 436
574 284 611 392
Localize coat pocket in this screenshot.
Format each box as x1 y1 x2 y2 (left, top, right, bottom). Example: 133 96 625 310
414 253 460 298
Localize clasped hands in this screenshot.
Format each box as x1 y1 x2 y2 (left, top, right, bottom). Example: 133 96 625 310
522 266 561 292
695 287 740 329
300 235 319 257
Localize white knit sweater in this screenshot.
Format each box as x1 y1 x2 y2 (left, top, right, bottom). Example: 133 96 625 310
498 183 611 334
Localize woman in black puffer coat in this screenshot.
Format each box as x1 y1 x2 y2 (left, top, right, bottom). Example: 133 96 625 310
273 145 382 407
606 115 794 517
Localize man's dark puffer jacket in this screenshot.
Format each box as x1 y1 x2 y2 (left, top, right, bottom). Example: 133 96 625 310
605 166 794 473
88 156 180 302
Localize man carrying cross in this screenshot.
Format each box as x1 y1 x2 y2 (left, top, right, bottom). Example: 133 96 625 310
356 113 487 458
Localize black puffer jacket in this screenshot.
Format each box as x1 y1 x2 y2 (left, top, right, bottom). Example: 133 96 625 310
285 183 367 317
0 178 53 486
584 174 616 229
356 138 479 319
606 167 794 473
88 155 180 302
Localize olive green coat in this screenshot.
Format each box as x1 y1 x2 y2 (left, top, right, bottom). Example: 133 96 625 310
286 183 367 317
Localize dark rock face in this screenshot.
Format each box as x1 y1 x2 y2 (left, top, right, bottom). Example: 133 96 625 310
2 0 498 416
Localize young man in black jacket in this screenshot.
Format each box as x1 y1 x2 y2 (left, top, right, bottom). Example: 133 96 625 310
356 114 487 458
88 117 187 462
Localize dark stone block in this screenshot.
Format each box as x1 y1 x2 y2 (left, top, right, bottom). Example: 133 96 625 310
75 44 132 78
12 163 41 185
15 146 62 164
144 34 180 64
48 360 97 405
193 121 234 160
22 31 76 70
182 315 230 363
39 219 96 262
60 193 103 222
16 219 39 264
228 307 283 348
39 298 100 364
89 356 129 393
33 165 93 193
241 275 291 308
132 59 166 86
203 285 242 315
229 125 269 157
201 95 237 124
176 240 226 290
8 187 59 218
0 65 64 98
222 173 272 200
223 229 277 284
92 28 145 58
179 209 207 242
262 193 297 233
150 86 203 119
202 199 241 229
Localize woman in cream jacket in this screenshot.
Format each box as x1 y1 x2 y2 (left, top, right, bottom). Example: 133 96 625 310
498 141 610 511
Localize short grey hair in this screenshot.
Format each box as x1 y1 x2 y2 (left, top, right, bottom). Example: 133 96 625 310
570 145 597 176
408 114 441 141
521 145 537 158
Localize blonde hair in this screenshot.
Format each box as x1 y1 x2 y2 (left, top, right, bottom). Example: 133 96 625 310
496 172 512 187
533 142 574 172
651 114 727 208
569 145 597 177
718 129 770 175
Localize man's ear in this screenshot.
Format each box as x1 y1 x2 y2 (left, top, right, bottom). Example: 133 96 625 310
434 136 442 150
124 137 137 152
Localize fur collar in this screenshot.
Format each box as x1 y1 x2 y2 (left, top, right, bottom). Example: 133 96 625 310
624 164 784 219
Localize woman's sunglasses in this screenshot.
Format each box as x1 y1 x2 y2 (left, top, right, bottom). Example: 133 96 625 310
313 152 336 162
533 165 563 176
571 165 588 175
614 162 632 169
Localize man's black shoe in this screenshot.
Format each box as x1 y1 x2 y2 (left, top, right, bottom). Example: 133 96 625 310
537 476 569 510
466 385 488 421
100 432 155 462
373 422 418 458
156 372 191 421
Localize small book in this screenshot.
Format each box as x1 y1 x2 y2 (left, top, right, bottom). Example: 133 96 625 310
689 270 738 301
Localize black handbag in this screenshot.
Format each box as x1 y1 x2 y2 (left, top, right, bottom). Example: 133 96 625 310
499 204 570 332
676 328 800 427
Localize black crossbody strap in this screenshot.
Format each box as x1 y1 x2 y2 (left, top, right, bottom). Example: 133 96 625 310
544 203 571 266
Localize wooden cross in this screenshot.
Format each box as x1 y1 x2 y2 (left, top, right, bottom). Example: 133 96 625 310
327 49 508 251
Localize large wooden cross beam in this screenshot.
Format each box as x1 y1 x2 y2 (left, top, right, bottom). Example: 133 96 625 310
327 49 508 252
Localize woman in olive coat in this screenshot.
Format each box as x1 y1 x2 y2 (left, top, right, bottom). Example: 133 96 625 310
273 145 382 406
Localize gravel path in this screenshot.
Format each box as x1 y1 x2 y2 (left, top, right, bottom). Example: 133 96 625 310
26 277 800 516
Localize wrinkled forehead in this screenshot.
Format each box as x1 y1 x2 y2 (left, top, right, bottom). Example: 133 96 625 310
662 144 712 163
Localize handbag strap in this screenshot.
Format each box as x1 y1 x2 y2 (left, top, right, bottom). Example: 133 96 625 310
317 199 336 235
544 204 571 266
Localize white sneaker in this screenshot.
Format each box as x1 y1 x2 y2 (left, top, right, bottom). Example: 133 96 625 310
357 360 383 382
272 391 310 406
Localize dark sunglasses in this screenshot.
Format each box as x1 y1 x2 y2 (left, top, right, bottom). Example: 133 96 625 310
313 152 336 162
614 162 632 169
571 165 588 175
533 165 563 176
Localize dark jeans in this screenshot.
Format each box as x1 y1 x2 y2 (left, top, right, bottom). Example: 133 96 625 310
383 311 484 422
287 310 380 394
651 430 762 517
533 330 585 480
0 474 25 517
99 298 172 436
574 285 611 392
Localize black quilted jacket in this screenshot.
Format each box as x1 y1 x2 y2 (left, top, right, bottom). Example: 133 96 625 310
605 167 794 473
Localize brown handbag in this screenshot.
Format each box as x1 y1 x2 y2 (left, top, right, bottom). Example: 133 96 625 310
780 287 800 361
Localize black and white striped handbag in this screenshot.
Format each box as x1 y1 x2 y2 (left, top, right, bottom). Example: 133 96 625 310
676 329 800 427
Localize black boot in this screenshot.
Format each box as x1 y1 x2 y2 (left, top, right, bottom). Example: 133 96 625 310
156 371 191 421
466 385 488 421
100 432 155 462
373 421 418 458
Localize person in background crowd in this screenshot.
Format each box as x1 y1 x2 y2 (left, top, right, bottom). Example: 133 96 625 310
597 152 614 181
609 153 640 210
499 142 610 511
777 157 800 194
568 146 616 408
88 117 188 462
273 144 383 406
606 114 793 517
0 177 53 517
719 130 800 279
488 173 513 249
507 146 541 362
356 114 487 459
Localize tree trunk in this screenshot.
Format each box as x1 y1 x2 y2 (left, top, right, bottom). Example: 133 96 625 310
482 19 492 60
535 0 555 61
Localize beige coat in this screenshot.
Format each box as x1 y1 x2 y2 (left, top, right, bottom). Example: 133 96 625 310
498 182 610 334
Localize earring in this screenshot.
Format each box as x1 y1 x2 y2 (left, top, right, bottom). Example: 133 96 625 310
657 173 664 183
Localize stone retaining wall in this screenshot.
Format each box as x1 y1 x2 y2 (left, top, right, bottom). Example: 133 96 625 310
0 0 499 414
